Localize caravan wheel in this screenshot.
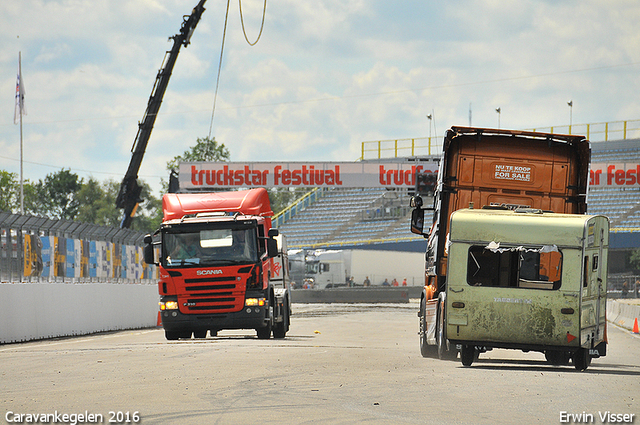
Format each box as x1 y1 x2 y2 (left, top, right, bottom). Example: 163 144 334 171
573 348 591 371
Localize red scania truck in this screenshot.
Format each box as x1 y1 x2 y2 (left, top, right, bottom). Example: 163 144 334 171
410 126 599 365
144 188 291 340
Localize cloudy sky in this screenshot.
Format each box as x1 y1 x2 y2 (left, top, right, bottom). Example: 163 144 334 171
1 0 639 195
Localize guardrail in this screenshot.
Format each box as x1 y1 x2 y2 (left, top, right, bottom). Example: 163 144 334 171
273 187 326 228
0 212 156 283
362 119 640 160
530 119 640 142
288 235 424 250
361 137 442 160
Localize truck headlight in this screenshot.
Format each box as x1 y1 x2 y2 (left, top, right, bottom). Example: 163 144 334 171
160 300 179 310
245 298 265 307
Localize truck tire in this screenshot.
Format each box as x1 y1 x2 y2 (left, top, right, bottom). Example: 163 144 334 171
460 345 475 366
437 300 457 360
273 302 289 339
256 323 271 339
193 330 207 339
257 304 273 339
419 298 436 358
165 330 180 340
573 348 591 371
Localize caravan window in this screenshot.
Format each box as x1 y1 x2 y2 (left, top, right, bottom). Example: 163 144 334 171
466 245 562 290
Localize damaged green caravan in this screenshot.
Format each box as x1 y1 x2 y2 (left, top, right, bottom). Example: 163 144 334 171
445 208 608 371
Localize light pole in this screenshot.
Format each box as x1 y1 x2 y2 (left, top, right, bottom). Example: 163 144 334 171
567 100 573 133
495 107 501 128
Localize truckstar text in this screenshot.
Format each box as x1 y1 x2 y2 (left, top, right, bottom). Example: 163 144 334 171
190 165 343 187
183 162 439 189
378 165 430 186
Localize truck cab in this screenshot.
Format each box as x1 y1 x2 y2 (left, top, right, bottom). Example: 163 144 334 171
147 188 291 340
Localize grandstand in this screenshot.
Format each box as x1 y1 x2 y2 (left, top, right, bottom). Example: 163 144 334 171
278 187 416 248
277 137 640 262
588 138 640 228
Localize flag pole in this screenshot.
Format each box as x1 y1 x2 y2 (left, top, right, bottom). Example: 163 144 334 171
19 51 24 215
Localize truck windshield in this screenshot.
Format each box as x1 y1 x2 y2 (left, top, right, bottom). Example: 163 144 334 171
306 262 319 274
164 227 258 267
466 245 562 290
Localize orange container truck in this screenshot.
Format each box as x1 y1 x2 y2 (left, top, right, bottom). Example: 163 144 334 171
410 126 592 361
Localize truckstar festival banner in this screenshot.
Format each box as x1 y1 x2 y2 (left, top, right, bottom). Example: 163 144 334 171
181 161 640 189
180 162 438 189
590 163 640 187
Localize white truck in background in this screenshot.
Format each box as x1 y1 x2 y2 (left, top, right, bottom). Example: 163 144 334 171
288 249 425 289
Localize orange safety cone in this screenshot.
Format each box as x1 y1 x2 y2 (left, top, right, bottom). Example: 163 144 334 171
157 311 163 327
633 317 639 334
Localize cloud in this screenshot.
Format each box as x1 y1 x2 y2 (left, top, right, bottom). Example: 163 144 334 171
0 0 639 197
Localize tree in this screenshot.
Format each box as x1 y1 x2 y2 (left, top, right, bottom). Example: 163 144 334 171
166 136 230 171
34 169 82 220
76 178 105 224
75 178 125 227
0 168 161 233
129 180 163 233
76 178 161 233
268 187 308 215
630 249 640 272
0 170 19 212
163 136 231 193
0 170 40 215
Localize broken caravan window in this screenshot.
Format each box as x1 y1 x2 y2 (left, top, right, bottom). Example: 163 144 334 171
466 242 562 290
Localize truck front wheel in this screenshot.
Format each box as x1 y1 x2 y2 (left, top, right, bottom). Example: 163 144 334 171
165 330 180 340
273 302 289 339
437 300 456 360
419 298 436 358
256 323 271 339
193 330 207 339
257 304 273 339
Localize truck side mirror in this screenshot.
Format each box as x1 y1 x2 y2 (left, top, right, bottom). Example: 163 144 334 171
410 195 423 208
143 234 157 265
267 237 278 258
411 208 425 236
268 228 279 237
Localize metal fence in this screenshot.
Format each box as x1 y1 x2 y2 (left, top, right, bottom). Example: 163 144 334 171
607 275 640 299
361 119 640 160
360 137 443 160
0 212 156 284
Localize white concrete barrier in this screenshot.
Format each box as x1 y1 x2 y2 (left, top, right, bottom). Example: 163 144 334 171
0 283 158 344
607 299 640 332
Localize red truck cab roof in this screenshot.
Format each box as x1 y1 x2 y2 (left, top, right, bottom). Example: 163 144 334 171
163 188 273 222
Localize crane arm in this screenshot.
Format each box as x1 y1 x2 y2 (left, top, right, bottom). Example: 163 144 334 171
116 0 207 228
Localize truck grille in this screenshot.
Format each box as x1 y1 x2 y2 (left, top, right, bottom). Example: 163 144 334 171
184 276 237 284
187 305 233 311
185 284 236 291
181 274 244 313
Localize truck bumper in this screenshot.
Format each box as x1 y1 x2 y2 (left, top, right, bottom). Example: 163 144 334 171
161 306 269 332
449 339 607 357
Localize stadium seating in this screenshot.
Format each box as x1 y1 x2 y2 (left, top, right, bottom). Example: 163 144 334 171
590 139 640 228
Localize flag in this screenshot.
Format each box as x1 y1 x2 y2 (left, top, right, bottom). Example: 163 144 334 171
14 54 26 125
